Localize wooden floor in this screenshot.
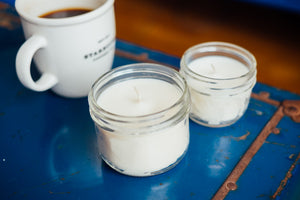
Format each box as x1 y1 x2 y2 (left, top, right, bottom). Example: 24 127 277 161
115 0 300 94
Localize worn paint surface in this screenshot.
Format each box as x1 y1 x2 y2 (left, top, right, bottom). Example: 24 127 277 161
0 5 300 200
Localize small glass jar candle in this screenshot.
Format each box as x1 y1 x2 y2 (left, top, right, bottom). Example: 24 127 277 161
88 63 190 176
180 42 257 127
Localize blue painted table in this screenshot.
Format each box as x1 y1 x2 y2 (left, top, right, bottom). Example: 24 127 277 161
1 4 300 200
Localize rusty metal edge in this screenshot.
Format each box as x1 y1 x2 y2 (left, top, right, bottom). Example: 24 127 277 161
211 99 300 199
211 106 285 200
272 153 300 198
115 49 178 71
251 92 280 107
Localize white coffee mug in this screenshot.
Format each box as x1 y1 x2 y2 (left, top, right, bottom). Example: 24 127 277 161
15 0 115 98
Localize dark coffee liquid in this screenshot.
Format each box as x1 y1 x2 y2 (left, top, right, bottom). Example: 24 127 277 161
39 8 92 18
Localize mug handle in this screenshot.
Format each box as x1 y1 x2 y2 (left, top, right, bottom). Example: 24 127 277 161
16 35 58 91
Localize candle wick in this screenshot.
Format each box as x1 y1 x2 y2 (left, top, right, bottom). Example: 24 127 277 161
133 86 141 102
210 64 216 73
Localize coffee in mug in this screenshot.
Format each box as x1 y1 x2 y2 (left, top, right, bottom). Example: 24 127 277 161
39 8 93 18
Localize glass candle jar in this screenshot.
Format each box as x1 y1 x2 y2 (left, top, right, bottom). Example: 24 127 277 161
88 63 190 176
180 42 257 127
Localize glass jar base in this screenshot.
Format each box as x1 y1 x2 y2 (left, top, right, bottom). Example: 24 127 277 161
189 114 241 128
99 150 187 177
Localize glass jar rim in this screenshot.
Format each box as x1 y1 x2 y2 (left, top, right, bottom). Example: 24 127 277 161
180 41 257 82
88 63 190 133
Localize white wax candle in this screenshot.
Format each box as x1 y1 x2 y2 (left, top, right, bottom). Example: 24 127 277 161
95 78 189 176
189 56 249 78
97 79 181 116
185 55 251 126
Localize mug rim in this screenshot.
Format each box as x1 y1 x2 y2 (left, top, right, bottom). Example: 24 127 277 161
15 0 114 26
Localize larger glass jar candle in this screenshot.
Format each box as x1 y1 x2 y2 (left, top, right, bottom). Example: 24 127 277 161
88 63 190 176
180 42 257 127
